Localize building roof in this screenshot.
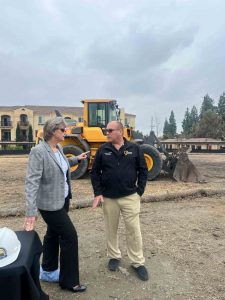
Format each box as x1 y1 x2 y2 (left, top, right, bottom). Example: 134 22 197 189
0 106 19 112
25 105 83 115
0 105 83 116
0 105 135 118
161 137 221 143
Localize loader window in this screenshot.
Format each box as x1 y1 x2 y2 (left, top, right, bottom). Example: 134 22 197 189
109 101 119 121
109 105 117 121
88 103 107 127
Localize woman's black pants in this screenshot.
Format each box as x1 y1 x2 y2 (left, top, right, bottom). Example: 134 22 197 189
39 199 79 288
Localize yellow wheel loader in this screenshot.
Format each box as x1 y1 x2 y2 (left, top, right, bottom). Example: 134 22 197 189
36 99 202 182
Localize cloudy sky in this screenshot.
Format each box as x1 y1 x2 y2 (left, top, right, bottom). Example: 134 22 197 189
0 0 224 133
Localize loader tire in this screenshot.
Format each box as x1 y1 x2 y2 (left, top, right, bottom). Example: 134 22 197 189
63 145 88 179
140 144 162 180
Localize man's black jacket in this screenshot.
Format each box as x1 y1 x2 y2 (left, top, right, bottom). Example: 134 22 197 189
90 139 148 198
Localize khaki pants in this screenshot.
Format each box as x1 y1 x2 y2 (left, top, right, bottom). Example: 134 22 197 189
103 193 145 267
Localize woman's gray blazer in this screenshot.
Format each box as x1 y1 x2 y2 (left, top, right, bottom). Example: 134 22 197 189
25 140 78 216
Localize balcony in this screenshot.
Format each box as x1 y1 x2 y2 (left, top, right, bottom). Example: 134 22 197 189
0 121 12 128
18 121 29 127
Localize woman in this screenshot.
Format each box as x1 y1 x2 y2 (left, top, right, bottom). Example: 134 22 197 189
24 117 87 293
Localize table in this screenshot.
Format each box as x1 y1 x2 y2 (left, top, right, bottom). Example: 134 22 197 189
0 231 49 300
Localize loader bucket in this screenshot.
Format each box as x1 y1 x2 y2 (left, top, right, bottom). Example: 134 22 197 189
172 152 204 183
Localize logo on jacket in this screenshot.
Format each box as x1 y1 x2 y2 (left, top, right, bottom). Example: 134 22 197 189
104 152 112 156
124 150 132 156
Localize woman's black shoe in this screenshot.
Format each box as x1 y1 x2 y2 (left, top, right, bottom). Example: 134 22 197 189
62 284 87 293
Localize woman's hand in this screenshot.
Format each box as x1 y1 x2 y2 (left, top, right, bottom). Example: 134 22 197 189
77 151 89 161
23 216 37 231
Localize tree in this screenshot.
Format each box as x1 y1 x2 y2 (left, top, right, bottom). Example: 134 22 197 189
168 110 177 137
189 106 199 136
154 116 161 137
190 106 199 124
148 116 161 136
28 125 33 142
200 94 214 118
182 108 192 136
182 106 199 137
163 119 170 139
194 110 224 139
16 123 21 142
218 92 225 121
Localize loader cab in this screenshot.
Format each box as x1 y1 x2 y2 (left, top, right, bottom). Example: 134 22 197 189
81 99 122 142
87 100 119 128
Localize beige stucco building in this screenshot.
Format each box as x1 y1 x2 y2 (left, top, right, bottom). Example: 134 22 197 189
0 105 136 142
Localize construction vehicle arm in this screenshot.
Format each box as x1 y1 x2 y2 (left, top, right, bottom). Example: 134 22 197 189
150 131 170 158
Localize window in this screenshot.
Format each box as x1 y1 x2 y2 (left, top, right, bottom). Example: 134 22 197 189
88 103 106 127
38 116 45 125
109 102 118 122
1 115 11 127
1 130 11 141
20 114 28 123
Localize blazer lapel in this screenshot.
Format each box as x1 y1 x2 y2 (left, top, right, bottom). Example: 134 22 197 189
42 141 64 172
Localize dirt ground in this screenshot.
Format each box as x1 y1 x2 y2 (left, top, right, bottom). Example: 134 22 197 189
1 154 225 299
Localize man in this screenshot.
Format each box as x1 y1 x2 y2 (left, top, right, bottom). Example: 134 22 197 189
91 121 149 281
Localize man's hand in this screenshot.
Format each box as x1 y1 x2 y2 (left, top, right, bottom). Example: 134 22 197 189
92 195 104 209
23 216 37 231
